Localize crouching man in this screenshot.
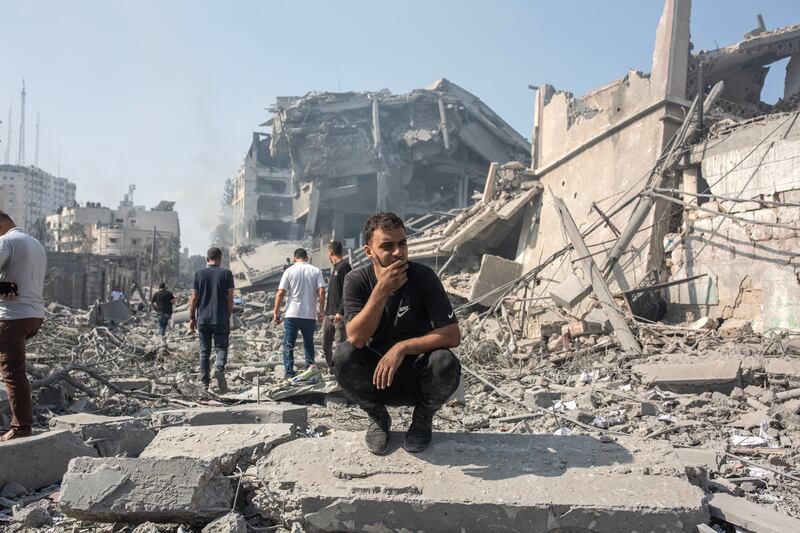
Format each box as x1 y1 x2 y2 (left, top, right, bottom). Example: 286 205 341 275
333 212 461 455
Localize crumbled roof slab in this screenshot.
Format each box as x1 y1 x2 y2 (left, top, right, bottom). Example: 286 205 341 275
0 430 98 491
140 423 295 474
59 456 232 524
260 431 708 533
150 403 307 429
50 413 155 457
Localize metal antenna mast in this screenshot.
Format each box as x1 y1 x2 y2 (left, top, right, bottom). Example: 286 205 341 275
35 111 40 167
17 80 26 166
4 106 12 164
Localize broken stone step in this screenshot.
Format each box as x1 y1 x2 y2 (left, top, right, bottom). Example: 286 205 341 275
0 430 98 491
50 413 155 457
140 423 295 474
708 492 800 533
59 456 233 524
632 360 741 393
261 431 708 532
150 403 307 429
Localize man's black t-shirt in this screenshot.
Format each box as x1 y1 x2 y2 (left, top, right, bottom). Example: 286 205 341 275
325 259 352 315
342 262 457 350
193 265 235 325
151 289 174 315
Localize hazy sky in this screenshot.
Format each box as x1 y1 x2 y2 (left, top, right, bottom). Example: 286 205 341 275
1 1 797 254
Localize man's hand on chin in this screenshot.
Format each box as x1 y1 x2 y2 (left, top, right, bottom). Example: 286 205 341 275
373 344 406 390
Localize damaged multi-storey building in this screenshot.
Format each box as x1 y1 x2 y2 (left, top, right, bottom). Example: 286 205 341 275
231 79 530 249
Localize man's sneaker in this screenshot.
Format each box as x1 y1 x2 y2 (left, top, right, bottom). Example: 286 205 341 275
213 368 228 393
289 364 322 387
365 409 391 455
404 406 434 453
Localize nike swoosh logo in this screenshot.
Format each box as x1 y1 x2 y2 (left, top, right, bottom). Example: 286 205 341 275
448 312 453 319
397 305 410 318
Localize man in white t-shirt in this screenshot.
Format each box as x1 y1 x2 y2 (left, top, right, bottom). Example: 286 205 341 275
272 248 327 378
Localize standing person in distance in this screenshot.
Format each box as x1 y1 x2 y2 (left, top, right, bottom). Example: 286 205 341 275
272 248 326 379
150 282 175 338
321 240 351 371
0 210 47 441
189 247 235 392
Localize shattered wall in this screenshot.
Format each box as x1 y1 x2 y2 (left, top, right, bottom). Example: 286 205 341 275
231 133 295 246
668 114 800 332
518 0 692 299
45 252 138 309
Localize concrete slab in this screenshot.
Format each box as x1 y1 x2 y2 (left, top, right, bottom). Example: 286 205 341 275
50 413 155 457
708 492 800 533
261 431 708 533
632 360 741 393
140 423 294 474
150 403 307 429
59 456 232 524
550 274 591 309
109 378 152 393
0 430 98 491
469 254 522 307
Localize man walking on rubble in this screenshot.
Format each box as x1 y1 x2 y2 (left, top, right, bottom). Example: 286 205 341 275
189 247 235 392
333 212 461 454
0 210 46 441
150 282 175 338
272 248 326 379
322 240 351 371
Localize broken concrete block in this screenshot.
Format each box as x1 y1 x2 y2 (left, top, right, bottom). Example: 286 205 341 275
202 512 247 533
708 492 800 533
632 360 741 393
718 318 753 336
151 403 307 429
261 431 707 532
469 254 522 307
0 430 98 491
582 307 611 333
549 274 591 310
140 423 294 474
50 413 155 457
59 456 233 524
523 389 561 409
566 320 604 337
11 499 54 529
690 316 718 330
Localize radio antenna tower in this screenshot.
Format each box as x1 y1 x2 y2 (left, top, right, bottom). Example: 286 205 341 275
35 112 40 168
4 106 12 164
17 80 26 166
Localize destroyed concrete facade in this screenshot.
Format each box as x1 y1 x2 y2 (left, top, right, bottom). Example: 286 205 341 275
232 79 530 249
231 132 295 245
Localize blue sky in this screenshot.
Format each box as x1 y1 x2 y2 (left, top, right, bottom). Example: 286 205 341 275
1 0 797 253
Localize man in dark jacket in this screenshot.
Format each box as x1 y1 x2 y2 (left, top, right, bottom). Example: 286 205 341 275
322 240 351 369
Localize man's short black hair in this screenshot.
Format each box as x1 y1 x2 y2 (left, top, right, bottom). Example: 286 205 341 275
207 247 223 261
328 240 343 256
159 282 166 289
0 210 13 224
364 212 405 245
294 248 308 260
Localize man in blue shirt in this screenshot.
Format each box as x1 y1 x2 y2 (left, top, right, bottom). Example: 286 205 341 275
189 247 235 392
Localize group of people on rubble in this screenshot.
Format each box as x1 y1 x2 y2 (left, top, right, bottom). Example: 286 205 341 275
0 209 460 454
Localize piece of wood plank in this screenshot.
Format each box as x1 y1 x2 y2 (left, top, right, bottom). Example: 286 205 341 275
708 492 800 533
551 192 642 354
481 162 499 204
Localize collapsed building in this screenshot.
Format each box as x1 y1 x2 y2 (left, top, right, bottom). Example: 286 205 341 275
231 79 530 249
406 0 800 337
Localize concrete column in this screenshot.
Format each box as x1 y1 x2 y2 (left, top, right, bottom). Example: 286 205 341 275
651 0 692 100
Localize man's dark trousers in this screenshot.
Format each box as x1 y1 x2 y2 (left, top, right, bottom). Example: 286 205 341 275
321 315 346 368
198 323 229 385
333 341 461 414
0 318 43 431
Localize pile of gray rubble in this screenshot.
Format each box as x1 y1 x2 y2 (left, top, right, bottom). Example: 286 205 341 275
1 288 800 532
